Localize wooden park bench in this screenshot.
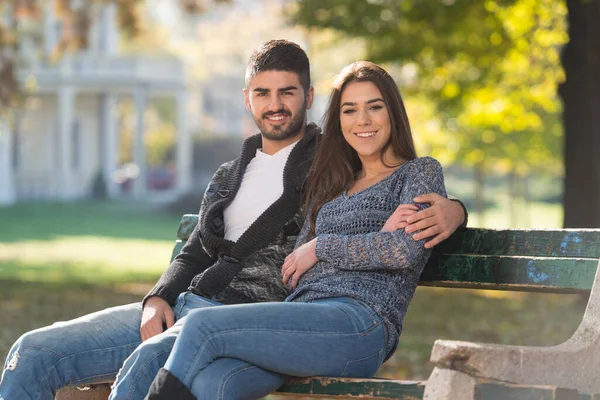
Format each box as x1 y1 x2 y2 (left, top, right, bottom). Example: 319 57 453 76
56 215 600 399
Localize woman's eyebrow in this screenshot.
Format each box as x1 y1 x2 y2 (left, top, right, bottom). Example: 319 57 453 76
341 98 384 107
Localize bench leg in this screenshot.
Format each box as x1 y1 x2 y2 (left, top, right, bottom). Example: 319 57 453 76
429 261 600 393
423 367 475 400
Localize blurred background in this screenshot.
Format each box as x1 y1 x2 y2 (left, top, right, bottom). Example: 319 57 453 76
0 0 598 391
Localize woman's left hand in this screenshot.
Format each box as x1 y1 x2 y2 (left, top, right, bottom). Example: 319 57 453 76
282 238 319 290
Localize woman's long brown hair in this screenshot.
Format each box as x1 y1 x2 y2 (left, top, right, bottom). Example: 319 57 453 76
303 61 418 236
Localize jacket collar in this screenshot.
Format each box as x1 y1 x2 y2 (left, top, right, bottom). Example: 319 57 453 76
200 123 321 260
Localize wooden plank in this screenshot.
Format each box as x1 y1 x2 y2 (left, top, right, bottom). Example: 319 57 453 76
178 218 600 259
170 240 185 262
276 378 425 399
176 214 198 240
474 382 584 400
436 229 600 258
56 383 111 400
173 217 599 291
421 255 598 292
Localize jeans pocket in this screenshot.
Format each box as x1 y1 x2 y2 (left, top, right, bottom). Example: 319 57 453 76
330 299 381 335
173 292 187 318
340 349 383 378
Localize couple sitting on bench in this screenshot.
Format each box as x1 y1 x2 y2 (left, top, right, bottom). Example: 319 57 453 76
0 40 466 400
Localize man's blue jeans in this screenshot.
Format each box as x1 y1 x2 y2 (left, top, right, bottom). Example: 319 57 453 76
162 296 388 400
0 292 238 400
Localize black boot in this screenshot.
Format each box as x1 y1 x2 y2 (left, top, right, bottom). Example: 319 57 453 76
145 368 196 400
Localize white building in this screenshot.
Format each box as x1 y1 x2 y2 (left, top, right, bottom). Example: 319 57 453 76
0 3 191 206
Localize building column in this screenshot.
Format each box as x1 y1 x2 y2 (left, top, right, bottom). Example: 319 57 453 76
0 118 15 206
176 90 192 194
132 86 148 197
57 86 76 200
100 93 120 198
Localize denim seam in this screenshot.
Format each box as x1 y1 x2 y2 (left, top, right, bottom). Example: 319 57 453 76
328 304 379 334
174 292 188 317
340 349 383 377
218 364 259 400
37 342 139 400
68 372 118 386
125 349 172 400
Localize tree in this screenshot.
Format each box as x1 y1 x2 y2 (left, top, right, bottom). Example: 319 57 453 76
292 0 597 227
559 0 600 228
0 0 142 109
0 0 231 110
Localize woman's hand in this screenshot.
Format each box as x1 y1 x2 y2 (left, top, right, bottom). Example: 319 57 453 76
381 204 419 232
282 238 318 290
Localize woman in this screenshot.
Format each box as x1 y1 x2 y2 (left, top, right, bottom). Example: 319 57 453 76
145 61 447 400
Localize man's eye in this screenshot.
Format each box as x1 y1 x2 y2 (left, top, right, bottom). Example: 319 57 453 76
257 93 267 97
283 91 293 96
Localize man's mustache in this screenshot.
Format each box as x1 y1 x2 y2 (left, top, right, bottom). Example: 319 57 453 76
262 109 291 119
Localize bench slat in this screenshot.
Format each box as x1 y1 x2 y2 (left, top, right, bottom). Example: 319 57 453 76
178 215 600 259
276 378 425 399
176 215 198 240
436 228 600 258
422 255 598 292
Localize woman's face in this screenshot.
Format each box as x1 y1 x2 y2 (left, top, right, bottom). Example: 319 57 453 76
339 81 392 162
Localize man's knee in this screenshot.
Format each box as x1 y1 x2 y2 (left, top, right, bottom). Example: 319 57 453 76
1 329 63 396
5 329 62 370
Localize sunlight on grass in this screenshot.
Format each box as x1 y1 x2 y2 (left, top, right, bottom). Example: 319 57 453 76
0 236 173 269
0 236 174 283
0 201 181 284
468 202 563 229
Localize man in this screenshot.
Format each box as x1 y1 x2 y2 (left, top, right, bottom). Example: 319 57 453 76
0 40 465 400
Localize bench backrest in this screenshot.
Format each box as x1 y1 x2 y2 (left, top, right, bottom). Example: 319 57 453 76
172 214 600 294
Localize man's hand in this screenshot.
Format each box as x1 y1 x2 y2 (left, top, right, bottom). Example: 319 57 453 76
140 296 175 342
282 238 318 290
405 193 465 249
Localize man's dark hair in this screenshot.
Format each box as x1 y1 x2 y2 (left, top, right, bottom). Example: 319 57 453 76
245 39 311 92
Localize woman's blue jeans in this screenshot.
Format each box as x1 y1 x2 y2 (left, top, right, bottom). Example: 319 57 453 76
162 296 388 400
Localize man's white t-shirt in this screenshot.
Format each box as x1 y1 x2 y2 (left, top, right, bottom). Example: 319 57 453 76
223 140 299 242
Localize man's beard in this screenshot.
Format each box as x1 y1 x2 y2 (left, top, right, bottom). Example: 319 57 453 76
256 106 306 142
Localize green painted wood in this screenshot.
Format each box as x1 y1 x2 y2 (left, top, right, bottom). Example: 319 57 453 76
474 382 584 400
177 214 198 240
177 216 600 259
421 255 598 292
173 215 599 291
435 228 600 258
276 378 425 399
170 240 185 262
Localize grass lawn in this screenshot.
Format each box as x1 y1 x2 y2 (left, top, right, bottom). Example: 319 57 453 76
0 200 588 386
0 201 180 284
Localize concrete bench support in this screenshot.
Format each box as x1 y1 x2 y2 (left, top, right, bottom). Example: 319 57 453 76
424 261 600 398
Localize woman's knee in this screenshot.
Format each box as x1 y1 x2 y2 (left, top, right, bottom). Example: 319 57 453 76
191 359 285 400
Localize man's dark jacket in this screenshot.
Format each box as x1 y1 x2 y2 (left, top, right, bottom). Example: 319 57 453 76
145 124 321 306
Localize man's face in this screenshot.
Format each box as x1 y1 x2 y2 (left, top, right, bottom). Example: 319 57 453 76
244 70 314 145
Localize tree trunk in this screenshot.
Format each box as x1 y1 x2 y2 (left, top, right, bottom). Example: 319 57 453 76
474 163 486 227
560 0 600 228
509 170 518 227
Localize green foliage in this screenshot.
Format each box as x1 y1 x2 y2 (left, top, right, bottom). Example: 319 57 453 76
293 0 567 176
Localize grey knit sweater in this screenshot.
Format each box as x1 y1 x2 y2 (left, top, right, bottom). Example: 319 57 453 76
287 157 447 359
